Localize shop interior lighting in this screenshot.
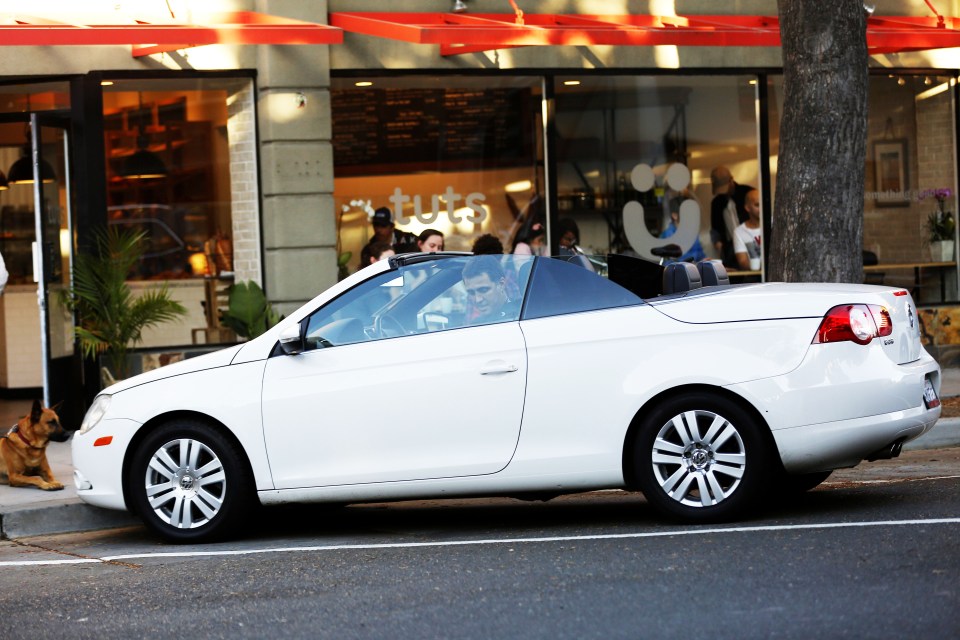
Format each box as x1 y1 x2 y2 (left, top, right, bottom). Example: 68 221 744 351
505 180 532 192
563 80 581 86
355 81 373 87
7 94 56 185
452 1 468 13
7 143 57 185
118 92 168 180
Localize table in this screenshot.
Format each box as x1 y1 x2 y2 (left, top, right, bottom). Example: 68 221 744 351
863 261 957 302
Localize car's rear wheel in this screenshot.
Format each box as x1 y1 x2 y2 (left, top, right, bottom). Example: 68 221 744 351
634 393 771 522
128 420 252 543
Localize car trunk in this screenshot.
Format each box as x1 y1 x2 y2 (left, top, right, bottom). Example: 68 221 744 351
648 283 923 365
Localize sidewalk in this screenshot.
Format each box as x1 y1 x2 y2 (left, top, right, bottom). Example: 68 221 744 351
2 372 959 540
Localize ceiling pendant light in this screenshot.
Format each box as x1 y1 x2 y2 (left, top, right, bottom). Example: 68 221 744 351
7 144 57 184
0 169 8 191
118 92 167 180
7 93 57 185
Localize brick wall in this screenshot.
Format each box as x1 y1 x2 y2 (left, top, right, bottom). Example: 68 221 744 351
227 82 262 286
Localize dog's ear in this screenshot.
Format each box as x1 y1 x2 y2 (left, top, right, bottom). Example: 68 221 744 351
31 399 42 424
51 400 64 412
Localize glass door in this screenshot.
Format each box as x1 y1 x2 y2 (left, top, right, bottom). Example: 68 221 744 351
29 113 76 419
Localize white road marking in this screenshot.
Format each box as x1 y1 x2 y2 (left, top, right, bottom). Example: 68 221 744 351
2 517 958 567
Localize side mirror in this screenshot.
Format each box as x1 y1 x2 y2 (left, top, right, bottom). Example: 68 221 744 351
278 323 304 355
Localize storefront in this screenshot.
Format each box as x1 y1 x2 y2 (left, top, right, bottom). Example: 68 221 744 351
330 69 959 299
3 1 960 423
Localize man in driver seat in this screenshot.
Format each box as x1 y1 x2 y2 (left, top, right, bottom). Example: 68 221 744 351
463 256 517 324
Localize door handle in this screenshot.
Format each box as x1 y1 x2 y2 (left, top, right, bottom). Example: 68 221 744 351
480 361 519 375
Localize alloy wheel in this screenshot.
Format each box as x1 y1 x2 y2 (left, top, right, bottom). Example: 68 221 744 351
144 437 227 529
650 409 746 508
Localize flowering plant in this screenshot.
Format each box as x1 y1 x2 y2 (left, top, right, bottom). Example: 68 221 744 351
921 188 955 242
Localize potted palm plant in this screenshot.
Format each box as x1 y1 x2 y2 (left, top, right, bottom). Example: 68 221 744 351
62 226 188 383
219 280 283 339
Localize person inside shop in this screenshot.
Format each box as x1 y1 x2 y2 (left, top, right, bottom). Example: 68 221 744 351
512 222 545 256
360 206 417 265
0 249 7 295
733 189 763 271
709 166 754 268
365 241 395 267
557 218 584 256
472 234 504 255
462 256 518 325
417 229 445 253
659 194 706 263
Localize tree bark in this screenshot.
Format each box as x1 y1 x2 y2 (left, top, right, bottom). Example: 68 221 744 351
771 0 868 282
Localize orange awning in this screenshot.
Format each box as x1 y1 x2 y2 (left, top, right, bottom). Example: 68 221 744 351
0 11 342 58
330 12 960 56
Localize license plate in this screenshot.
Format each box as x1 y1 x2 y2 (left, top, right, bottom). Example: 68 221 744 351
924 377 941 409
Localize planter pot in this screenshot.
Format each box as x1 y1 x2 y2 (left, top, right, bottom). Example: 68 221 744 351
930 239 955 262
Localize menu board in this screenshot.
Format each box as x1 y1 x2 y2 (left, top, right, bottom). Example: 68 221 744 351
333 87 532 175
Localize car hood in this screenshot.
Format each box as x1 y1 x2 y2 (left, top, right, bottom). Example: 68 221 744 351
102 344 244 395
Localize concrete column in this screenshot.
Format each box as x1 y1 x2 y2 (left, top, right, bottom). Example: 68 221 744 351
256 0 337 313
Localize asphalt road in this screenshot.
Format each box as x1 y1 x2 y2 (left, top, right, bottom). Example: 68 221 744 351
0 451 957 640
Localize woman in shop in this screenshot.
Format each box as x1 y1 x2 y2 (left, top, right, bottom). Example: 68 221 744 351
416 229 445 253
512 222 546 256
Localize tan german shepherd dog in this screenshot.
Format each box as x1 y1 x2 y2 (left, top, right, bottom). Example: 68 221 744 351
0 400 69 490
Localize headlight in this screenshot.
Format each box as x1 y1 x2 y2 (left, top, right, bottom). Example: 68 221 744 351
78 395 112 435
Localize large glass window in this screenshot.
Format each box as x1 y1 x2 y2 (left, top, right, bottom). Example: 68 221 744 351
864 74 958 303
0 82 71 286
101 77 252 281
331 76 544 274
553 75 760 270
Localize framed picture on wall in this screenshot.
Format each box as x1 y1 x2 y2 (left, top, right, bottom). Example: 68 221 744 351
873 138 910 208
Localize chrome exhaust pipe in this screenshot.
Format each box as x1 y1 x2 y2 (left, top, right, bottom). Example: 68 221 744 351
866 438 904 461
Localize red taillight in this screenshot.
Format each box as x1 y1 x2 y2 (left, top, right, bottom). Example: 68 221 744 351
893 290 908 296
813 304 885 345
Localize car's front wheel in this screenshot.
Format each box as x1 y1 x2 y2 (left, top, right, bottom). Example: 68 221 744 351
634 393 771 522
128 420 252 543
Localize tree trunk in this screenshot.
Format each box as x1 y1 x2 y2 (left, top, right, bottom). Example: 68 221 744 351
771 0 868 282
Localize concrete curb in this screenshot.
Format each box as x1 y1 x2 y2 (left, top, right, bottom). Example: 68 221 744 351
0 418 957 541
0 499 139 540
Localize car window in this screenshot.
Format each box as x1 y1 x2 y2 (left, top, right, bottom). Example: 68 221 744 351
302 254 535 350
522 255 644 320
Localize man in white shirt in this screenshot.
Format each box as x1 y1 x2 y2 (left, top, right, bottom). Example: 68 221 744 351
733 189 762 271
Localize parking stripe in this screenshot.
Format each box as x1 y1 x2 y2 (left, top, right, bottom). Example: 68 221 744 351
1 517 958 567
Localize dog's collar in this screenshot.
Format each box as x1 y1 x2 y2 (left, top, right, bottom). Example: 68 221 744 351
5 424 38 449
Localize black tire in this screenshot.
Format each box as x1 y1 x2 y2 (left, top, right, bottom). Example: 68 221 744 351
634 392 772 523
128 419 253 543
780 470 832 494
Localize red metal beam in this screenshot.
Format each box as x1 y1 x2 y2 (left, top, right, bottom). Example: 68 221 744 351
330 12 960 56
0 11 342 57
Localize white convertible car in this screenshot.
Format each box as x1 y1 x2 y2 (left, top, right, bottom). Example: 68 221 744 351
73 252 941 542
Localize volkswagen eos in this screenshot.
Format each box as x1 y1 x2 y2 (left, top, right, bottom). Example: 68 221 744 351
72 253 941 542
